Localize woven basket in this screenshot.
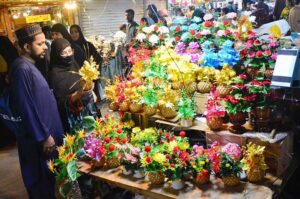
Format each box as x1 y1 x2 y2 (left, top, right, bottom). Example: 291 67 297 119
160 106 177 119
144 106 157 116
109 102 119 111
216 85 230 98
129 103 143 113
119 101 130 112
186 82 197 94
106 158 120 169
197 82 212 93
206 116 223 131
195 172 210 185
90 158 105 169
67 180 82 199
222 175 240 186
194 92 209 115
148 172 165 185
247 169 265 182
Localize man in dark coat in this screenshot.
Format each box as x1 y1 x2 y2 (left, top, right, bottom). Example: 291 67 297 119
10 24 64 199
273 0 286 20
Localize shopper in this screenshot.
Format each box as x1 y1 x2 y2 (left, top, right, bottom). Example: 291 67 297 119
51 23 86 67
49 38 97 131
280 0 295 20
147 4 168 26
252 0 270 27
186 5 195 18
125 9 139 45
289 0 300 32
9 24 64 199
273 0 287 20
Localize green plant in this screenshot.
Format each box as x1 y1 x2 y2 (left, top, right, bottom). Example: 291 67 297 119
219 152 242 177
178 91 195 119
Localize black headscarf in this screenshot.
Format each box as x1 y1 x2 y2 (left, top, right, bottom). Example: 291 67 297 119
0 36 19 70
147 4 160 23
192 8 205 21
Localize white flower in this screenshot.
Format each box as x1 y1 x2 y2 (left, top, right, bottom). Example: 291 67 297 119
226 12 237 19
203 14 213 21
242 25 247 33
149 24 157 32
149 34 159 45
243 11 252 17
231 20 238 26
136 33 146 42
142 27 152 34
158 26 169 34
200 29 211 35
217 30 225 37
249 16 256 23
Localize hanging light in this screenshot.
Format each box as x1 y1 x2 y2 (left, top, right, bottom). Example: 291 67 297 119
64 1 77 9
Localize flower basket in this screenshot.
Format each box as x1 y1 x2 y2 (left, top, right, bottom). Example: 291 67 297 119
186 82 197 94
195 172 210 185
160 106 177 119
197 82 212 93
229 112 247 133
180 118 193 127
194 92 209 114
247 169 265 182
119 101 130 112
216 85 230 98
90 158 105 169
222 175 240 186
206 116 223 131
106 157 120 169
171 180 185 190
148 171 165 185
66 180 82 199
109 102 119 111
144 106 157 116
129 103 143 113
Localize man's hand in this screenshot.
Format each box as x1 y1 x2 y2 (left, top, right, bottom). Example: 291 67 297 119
43 135 55 155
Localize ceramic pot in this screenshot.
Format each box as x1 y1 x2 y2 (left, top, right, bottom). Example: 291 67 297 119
180 118 193 127
133 169 145 179
171 180 185 190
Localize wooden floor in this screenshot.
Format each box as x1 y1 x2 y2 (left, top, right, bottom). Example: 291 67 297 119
0 144 28 199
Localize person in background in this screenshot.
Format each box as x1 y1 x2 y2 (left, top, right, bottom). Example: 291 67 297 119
9 24 64 199
252 0 270 27
51 23 86 67
221 7 230 16
288 0 300 32
192 8 205 22
175 7 185 17
159 9 172 26
280 0 295 20
125 9 139 45
49 38 97 131
226 1 235 12
273 0 287 20
147 4 168 26
186 5 195 18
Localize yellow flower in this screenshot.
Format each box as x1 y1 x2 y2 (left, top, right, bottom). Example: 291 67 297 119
47 160 55 173
200 161 205 165
178 142 190 151
169 141 178 151
57 146 65 159
124 120 135 128
153 153 166 164
65 134 75 147
77 130 86 139
226 163 230 168
132 127 141 134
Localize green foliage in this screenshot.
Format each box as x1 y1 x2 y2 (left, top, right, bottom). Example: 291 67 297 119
178 91 195 119
219 153 242 177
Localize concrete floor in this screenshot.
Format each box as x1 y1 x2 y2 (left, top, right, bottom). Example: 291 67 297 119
0 145 28 199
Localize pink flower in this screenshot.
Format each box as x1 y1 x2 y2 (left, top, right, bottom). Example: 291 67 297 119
268 41 278 48
222 143 242 161
203 13 213 21
271 53 278 60
200 29 211 35
239 74 247 80
226 12 237 19
217 30 225 37
248 51 255 58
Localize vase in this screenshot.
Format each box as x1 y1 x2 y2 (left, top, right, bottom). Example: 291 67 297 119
264 68 274 79
216 85 230 98
106 157 120 169
197 82 212 93
122 167 132 176
109 102 119 111
148 171 165 185
119 101 130 112
180 118 193 127
133 169 145 179
66 180 82 199
160 106 177 119
247 169 265 182
222 175 240 186
195 172 210 185
144 106 157 116
129 103 143 113
229 112 247 134
171 180 185 190
206 116 223 131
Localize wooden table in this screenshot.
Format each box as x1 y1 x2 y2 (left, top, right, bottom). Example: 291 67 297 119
78 161 275 199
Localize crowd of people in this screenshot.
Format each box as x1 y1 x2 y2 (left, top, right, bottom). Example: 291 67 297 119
0 1 300 199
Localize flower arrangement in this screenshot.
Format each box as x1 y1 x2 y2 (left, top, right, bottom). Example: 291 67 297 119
130 127 160 147
222 143 242 161
119 143 141 173
206 91 226 130
178 91 195 120
48 131 85 197
215 65 236 86
241 142 268 182
195 66 216 83
218 152 242 178
84 133 105 163
191 145 211 184
141 145 168 173
248 77 274 108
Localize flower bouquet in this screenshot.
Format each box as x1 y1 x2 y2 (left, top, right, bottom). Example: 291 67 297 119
84 132 105 168
206 91 225 131
77 57 100 91
141 84 159 116
241 143 268 182
215 65 236 97
119 143 141 175
178 91 195 127
48 131 85 198
191 145 211 185
195 66 216 93
219 152 242 186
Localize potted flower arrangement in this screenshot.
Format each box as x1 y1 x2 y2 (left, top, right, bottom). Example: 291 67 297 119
191 145 211 185
215 64 236 97
206 91 226 131
84 132 105 168
119 143 141 176
241 143 268 182
157 88 179 119
224 74 252 133
141 145 168 185
142 87 158 116
178 91 195 127
195 66 216 93
48 131 85 198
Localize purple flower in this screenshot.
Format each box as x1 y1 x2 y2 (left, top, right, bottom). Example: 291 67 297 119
190 54 200 63
188 42 200 51
175 42 186 54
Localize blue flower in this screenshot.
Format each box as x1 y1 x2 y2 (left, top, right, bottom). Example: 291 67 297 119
189 23 200 31
181 32 190 42
191 16 202 23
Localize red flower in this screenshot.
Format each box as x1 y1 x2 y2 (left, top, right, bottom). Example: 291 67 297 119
240 49 247 57
204 21 213 27
264 50 271 56
159 34 165 40
229 96 240 105
190 29 196 35
179 151 190 162
252 81 263 86
173 146 179 153
159 130 163 135
175 36 180 41
104 137 111 143
154 26 159 31
146 157 152 163
175 26 181 32
104 114 109 119
234 31 240 38
108 144 115 151
244 94 257 102
144 145 151 152
263 80 271 85
254 40 261 46
165 132 170 139
169 136 176 142
159 140 164 145
170 163 175 167
256 51 263 58
179 131 186 138
119 112 125 118
236 84 245 89
239 74 247 80
196 32 201 38
247 40 254 45
165 154 170 159
117 129 122 134
225 29 231 35
121 138 127 144
223 20 230 26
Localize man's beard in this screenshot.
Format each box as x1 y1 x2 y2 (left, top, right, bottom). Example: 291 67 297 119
31 50 46 61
